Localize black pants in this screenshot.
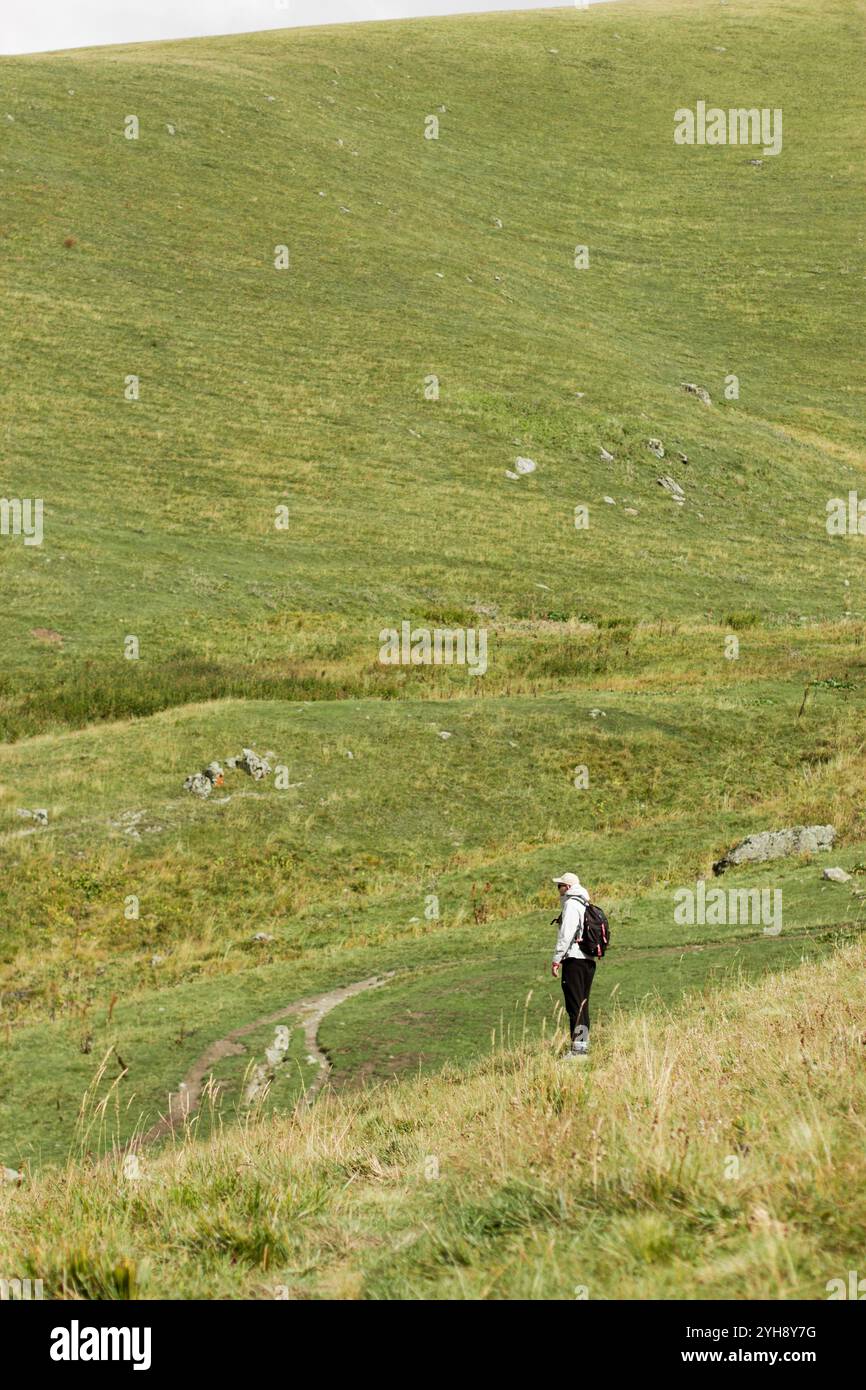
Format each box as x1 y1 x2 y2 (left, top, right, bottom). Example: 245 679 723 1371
562 958 596 1041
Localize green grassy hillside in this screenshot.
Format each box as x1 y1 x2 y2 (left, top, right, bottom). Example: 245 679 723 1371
4 942 865 1299
1 0 865 1298
0 0 863 737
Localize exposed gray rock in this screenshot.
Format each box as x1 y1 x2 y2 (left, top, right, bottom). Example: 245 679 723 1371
647 438 665 458
713 825 836 875
237 748 272 780
184 761 227 795
3 1167 23 1184
657 475 685 503
183 772 213 798
16 808 48 826
823 866 852 883
682 382 712 406
599 447 614 462
253 932 274 942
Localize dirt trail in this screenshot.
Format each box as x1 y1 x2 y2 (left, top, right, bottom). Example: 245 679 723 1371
136 973 393 1147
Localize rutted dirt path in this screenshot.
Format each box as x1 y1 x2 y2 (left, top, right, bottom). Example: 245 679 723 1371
136 973 393 1148
119 918 861 1154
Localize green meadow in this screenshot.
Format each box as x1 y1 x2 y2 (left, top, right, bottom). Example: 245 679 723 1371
1 0 864 1298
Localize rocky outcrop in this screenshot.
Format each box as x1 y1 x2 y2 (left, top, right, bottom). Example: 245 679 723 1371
184 749 271 794
681 382 712 406
713 825 836 875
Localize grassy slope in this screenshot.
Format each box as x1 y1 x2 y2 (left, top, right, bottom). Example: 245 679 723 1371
2 941 865 1300
0 0 863 738
1 673 865 1163
0 0 865 1294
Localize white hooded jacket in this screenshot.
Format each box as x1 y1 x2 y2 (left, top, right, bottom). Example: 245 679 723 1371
552 884 592 964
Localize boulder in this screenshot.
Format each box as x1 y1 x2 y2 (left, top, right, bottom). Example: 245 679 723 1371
647 438 665 458
713 825 836 875
822 867 852 883
238 748 272 780
657 475 685 504
681 382 712 406
183 772 213 798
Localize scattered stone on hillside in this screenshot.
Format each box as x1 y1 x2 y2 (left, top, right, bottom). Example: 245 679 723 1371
16 808 48 826
183 772 213 798
3 1167 23 1184
749 158 763 167
599 447 614 462
624 507 638 515
588 708 606 719
253 932 274 942
681 382 711 406
151 955 166 967
648 438 665 458
603 496 616 505
492 216 503 228
514 456 537 474
438 730 453 740
237 748 272 780
713 824 836 875
823 867 852 883
205 762 224 787
166 124 176 135
657 475 685 503
678 452 689 465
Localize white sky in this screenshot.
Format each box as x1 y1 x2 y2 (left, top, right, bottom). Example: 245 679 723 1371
1 1 612 58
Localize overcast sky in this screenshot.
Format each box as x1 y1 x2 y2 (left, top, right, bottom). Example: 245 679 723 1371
1 1 612 57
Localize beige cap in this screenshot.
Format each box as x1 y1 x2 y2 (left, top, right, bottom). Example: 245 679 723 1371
552 872 581 887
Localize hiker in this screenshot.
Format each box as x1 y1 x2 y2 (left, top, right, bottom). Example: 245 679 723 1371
551 872 595 1057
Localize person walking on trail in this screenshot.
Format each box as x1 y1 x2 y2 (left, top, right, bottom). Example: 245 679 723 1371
551 872 595 1058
